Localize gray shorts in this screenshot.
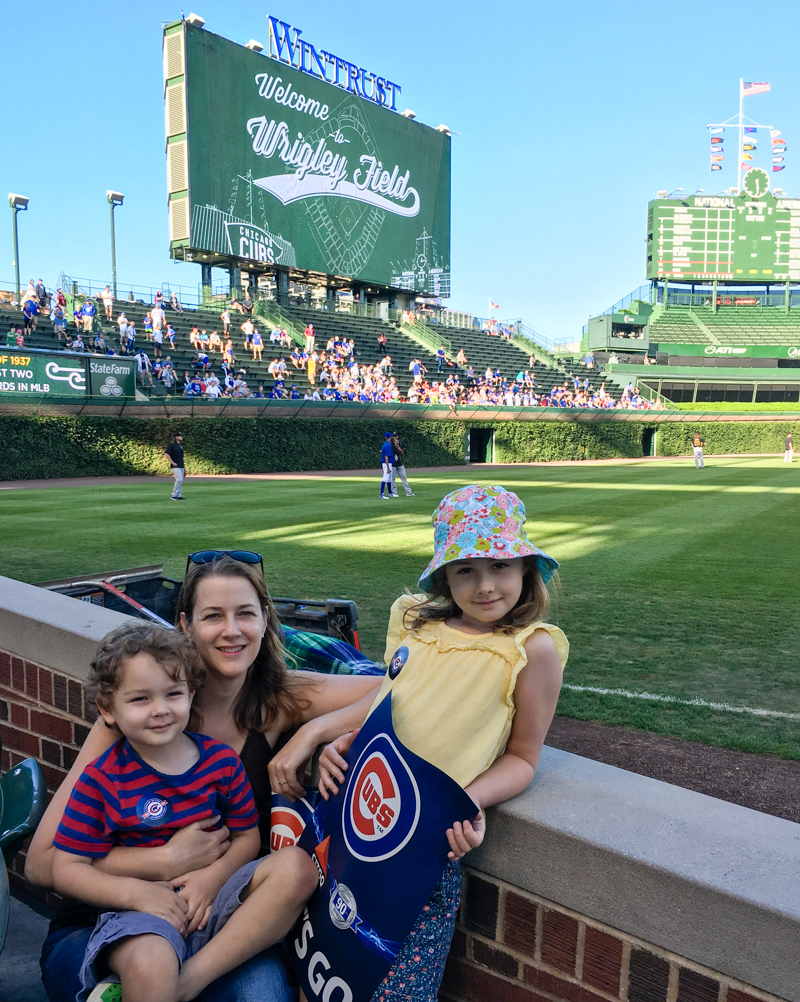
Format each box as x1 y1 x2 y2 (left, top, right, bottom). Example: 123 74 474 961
79 857 262 1001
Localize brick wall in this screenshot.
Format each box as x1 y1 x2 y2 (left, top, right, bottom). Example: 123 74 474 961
0 645 94 893
442 870 785 1002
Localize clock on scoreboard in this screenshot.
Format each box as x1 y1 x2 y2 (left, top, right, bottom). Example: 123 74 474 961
646 179 800 282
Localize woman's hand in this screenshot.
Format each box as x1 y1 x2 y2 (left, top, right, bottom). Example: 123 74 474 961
161 817 231 876
446 812 485 860
172 866 228 935
318 730 360 800
268 727 322 800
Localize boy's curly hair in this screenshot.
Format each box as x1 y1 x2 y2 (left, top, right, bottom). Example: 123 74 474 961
91 621 205 712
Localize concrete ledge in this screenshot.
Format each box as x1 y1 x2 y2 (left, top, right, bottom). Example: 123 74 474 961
0 575 130 683
473 746 800 1001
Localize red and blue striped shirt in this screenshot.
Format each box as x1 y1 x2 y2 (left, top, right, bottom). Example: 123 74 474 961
54 732 259 857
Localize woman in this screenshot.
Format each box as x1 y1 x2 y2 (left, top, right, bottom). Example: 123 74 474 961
27 551 381 1002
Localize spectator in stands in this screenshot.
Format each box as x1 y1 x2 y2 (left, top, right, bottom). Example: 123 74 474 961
143 312 153 340
101 285 114 320
193 349 211 371
220 308 231 336
241 319 255 352
82 298 96 333
456 348 467 366
56 288 66 309
377 330 387 350
94 334 107 354
71 333 86 352
223 338 235 365
437 346 446 372
186 375 202 397
23 297 38 335
135 348 153 387
36 279 48 309
166 323 176 349
116 313 129 352
152 324 164 358
151 302 165 341
268 358 281 380
207 329 222 354
252 328 263 360
126 320 137 355
304 323 315 353
161 365 176 392
21 279 36 306
307 351 317 384
170 291 183 312
53 303 67 343
242 291 254 314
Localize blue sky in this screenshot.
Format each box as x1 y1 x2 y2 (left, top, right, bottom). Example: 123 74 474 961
3 0 799 340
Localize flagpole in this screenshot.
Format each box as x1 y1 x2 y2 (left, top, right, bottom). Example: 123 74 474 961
737 78 744 193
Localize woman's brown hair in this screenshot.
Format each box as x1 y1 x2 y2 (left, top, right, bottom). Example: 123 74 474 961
176 554 309 733
403 556 551 635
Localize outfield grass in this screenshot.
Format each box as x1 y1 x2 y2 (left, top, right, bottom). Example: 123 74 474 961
2 456 799 759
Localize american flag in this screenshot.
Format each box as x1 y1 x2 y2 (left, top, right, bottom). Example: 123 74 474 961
741 81 770 96
489 300 499 310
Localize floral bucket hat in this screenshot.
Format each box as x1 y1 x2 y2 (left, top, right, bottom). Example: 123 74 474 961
417 485 558 593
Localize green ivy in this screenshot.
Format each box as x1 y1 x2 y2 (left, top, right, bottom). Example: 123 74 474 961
657 422 794 456
6 414 786 482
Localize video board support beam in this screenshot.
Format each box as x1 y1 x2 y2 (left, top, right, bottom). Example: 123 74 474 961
200 264 212 305
229 261 242 300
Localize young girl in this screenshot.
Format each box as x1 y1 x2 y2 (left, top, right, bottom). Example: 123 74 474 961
318 484 569 1001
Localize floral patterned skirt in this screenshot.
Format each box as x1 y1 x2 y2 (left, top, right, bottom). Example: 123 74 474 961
369 860 461 1002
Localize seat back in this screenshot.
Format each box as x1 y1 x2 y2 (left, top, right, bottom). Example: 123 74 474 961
0 758 47 866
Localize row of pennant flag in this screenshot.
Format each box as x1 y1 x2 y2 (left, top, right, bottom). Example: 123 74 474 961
708 82 787 174
709 126 787 173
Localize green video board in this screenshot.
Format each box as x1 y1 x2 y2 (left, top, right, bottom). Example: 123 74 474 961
0 351 134 397
176 23 451 295
646 188 800 283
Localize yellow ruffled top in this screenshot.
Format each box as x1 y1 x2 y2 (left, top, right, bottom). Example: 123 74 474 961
367 595 569 788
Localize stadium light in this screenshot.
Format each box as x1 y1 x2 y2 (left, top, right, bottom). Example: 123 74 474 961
774 188 784 195
185 12 205 26
401 109 416 119
107 190 125 301
245 39 263 52
435 124 451 134
8 192 29 303
666 188 684 197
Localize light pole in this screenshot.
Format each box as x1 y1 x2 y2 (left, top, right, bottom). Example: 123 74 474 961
8 193 29 304
107 190 124 300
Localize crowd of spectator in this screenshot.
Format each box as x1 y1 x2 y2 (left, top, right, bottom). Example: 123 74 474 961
5 281 669 410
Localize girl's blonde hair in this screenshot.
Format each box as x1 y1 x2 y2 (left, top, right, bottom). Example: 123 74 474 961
176 554 310 733
403 555 551 635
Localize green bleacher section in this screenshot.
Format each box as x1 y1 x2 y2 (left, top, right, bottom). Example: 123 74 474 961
650 306 800 347
1 297 618 402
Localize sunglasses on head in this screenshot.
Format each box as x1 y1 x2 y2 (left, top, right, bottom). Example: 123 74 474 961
186 550 264 574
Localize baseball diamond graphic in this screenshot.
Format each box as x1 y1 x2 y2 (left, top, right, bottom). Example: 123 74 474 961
296 99 385 277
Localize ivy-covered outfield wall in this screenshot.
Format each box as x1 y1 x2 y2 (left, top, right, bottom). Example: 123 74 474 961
2 416 646 480
0 415 791 481
656 421 792 456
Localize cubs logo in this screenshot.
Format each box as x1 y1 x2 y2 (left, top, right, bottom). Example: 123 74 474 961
136 795 172 827
343 734 420 863
388 646 408 680
270 805 307 853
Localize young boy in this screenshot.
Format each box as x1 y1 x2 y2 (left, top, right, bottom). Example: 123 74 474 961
52 622 316 1002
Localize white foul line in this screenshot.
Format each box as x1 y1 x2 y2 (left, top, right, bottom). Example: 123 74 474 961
562 684 800 721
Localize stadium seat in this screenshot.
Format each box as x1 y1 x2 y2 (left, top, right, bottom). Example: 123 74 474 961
0 756 46 867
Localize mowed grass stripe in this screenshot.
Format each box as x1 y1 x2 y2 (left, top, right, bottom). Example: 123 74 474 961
2 457 798 759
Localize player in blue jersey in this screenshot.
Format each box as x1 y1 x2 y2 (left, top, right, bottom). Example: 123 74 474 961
52 622 317 1002
380 430 395 499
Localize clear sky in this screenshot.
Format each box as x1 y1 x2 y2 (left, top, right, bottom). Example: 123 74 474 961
3 0 799 340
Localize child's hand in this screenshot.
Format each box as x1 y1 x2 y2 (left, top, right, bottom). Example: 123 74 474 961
318 729 360 800
130 879 189 934
446 812 485 860
163 816 230 876
172 867 227 934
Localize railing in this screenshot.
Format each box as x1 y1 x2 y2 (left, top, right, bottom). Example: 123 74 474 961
581 284 655 334
58 274 209 310
252 299 306 347
400 319 451 355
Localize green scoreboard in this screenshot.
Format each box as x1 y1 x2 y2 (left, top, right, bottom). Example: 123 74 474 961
163 20 451 296
646 176 800 283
